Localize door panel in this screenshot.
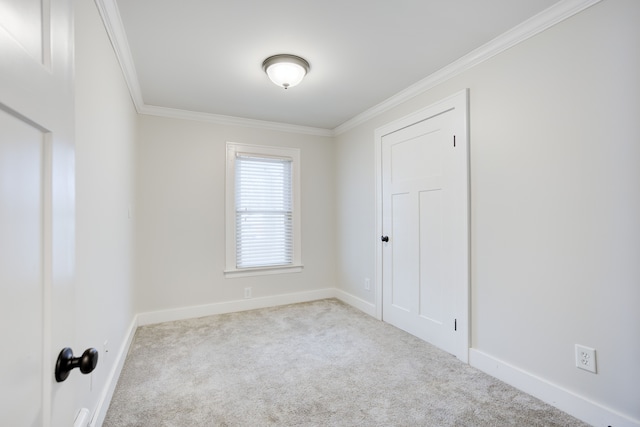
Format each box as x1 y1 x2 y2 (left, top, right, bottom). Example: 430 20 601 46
380 92 469 361
390 130 442 182
0 0 44 62
0 109 45 427
419 189 443 324
391 192 412 311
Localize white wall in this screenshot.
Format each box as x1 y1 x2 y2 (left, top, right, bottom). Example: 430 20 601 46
135 115 336 314
335 0 639 423
74 0 137 419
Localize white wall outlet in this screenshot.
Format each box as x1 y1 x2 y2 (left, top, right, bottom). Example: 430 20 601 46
244 287 252 299
364 278 371 291
575 344 597 373
103 340 109 355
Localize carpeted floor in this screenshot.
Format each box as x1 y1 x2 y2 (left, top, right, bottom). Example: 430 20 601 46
104 299 588 426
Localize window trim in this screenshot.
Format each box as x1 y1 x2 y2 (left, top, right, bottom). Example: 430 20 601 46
224 142 302 278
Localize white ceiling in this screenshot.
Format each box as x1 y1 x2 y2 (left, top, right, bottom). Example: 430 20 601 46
109 0 564 132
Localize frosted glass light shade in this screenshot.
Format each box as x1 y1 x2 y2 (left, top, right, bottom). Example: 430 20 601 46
262 54 310 89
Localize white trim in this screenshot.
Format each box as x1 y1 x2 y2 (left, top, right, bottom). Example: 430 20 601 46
333 0 602 135
374 89 470 363
470 349 640 427
93 0 144 112
373 126 383 322
42 134 53 427
224 264 303 279
136 288 336 326
139 104 334 137
73 409 90 427
334 289 376 317
89 316 138 427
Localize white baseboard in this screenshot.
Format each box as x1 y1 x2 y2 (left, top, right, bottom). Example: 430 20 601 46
90 316 138 427
469 349 640 427
136 288 337 326
334 289 376 317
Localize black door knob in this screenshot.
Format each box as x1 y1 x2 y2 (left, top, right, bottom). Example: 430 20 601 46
55 347 99 382
381 235 389 242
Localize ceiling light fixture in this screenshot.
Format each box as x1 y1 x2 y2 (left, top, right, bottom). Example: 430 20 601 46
262 54 310 89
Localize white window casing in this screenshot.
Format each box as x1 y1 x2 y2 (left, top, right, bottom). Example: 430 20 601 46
225 142 302 278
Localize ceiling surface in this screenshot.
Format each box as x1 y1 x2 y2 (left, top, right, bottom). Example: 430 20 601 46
113 0 563 131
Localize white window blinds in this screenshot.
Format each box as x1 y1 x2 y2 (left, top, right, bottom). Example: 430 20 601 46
235 154 293 269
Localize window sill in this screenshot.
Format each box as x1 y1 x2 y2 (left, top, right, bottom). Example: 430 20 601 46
224 264 304 279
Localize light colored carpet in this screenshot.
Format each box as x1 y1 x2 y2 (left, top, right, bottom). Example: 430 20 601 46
104 299 588 426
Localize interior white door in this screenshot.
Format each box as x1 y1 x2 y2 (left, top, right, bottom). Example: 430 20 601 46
0 1 76 426
380 92 469 361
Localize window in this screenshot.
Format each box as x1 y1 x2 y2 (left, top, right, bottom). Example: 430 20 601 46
225 143 302 277
235 155 292 268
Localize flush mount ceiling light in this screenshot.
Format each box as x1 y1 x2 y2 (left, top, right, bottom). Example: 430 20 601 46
262 54 310 89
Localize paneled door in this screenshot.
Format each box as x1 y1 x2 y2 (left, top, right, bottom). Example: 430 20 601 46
379 91 469 361
0 1 76 426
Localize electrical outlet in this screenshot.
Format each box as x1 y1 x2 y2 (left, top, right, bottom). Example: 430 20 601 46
364 278 371 291
575 344 597 373
244 287 252 299
103 340 109 355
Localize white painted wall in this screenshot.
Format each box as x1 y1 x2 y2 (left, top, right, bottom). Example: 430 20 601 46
335 0 639 423
74 0 137 419
135 115 335 314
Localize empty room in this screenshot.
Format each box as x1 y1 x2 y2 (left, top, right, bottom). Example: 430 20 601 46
1 0 638 426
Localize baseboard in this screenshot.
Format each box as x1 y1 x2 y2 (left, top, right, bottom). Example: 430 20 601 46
136 288 337 326
334 289 376 317
89 316 138 427
469 349 640 427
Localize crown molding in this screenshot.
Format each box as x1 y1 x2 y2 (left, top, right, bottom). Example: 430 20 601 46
95 0 600 138
94 0 145 112
333 0 602 135
139 105 334 137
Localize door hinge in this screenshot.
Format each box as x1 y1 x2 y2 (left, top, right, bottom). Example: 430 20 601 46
453 135 456 147
454 318 457 331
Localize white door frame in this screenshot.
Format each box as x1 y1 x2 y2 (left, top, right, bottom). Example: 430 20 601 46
374 89 470 362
